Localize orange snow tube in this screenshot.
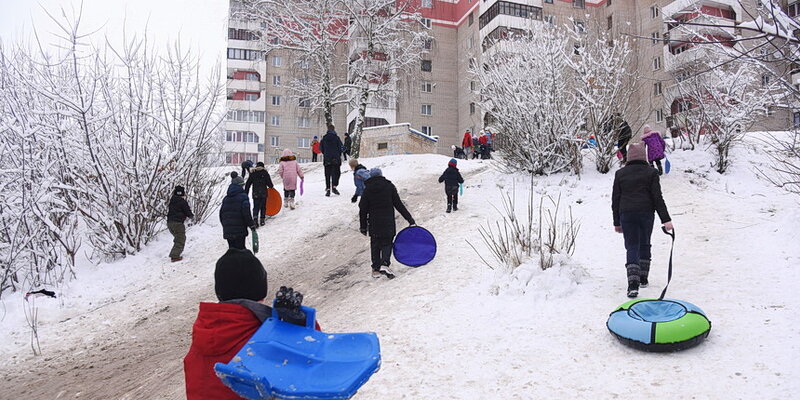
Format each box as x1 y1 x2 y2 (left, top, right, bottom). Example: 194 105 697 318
265 188 282 216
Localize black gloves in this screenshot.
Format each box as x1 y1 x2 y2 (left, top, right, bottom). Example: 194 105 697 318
351 195 358 203
409 220 416 226
360 228 368 236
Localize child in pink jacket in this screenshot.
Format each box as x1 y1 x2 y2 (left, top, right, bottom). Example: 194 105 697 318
277 149 304 209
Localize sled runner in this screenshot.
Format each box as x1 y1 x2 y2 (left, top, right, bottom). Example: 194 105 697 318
393 226 437 267
214 302 381 400
607 228 711 352
251 228 259 254
265 188 282 217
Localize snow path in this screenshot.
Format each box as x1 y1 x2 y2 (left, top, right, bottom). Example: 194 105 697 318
1 146 798 399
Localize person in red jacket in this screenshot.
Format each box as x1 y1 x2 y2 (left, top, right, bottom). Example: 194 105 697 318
461 130 473 159
311 136 321 162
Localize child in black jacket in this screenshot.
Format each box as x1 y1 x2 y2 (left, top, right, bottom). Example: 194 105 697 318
438 158 464 213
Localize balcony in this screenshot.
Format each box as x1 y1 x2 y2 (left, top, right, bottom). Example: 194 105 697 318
665 13 736 43
227 78 266 92
664 45 715 71
663 0 743 23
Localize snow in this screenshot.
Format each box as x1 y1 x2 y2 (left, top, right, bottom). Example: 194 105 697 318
1 137 799 398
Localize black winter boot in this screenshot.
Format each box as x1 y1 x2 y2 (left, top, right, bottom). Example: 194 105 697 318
626 263 640 298
639 259 651 288
446 203 452 213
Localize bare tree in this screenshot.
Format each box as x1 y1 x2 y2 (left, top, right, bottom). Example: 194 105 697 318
341 0 430 157
236 0 351 127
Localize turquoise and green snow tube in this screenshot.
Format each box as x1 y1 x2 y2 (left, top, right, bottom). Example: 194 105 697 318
607 298 711 352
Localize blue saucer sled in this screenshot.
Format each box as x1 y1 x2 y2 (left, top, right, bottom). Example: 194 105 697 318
393 226 437 267
214 303 381 400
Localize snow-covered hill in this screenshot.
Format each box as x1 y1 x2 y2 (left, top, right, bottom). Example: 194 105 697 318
1 136 798 399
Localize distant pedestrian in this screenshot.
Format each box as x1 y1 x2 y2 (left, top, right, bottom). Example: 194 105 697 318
277 149 304 210
320 124 344 197
478 132 490 159
438 158 464 213
359 168 416 279
167 185 194 262
245 162 275 226
472 135 480 159
348 158 368 203
612 143 673 298
462 130 473 159
343 132 352 161
220 176 257 249
240 159 254 179
451 145 466 160
311 136 321 163
612 114 633 164
641 125 667 175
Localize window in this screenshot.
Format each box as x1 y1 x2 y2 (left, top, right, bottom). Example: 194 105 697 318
244 72 260 81
466 36 474 50
422 0 432 8
470 102 476 115
651 5 659 18
297 117 310 128
421 104 432 115
272 56 282 67
469 57 476 69
479 1 543 29
656 109 664 123
421 126 432 136
790 2 800 18
225 152 260 165
271 96 282 106
651 31 661 44
244 93 259 101
470 81 476 91
767 106 775 116
271 115 281 126
653 56 662 71
421 60 432 72
225 131 260 143
607 15 612 30
227 110 265 122
297 137 310 148
227 48 264 61
299 60 309 69
573 44 582 55
607 0 611 6
421 18 432 29
654 82 662 96
298 98 311 107
421 81 433 93
377 142 388 150
270 136 280 147
793 111 800 128
574 0 585 9
544 0 553 3
544 15 555 24
574 20 586 33
228 28 259 41
762 74 771 87
273 75 281 86
424 39 433 50
469 13 474 26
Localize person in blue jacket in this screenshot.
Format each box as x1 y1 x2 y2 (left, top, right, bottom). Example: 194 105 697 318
348 158 368 203
319 125 344 196
220 175 257 249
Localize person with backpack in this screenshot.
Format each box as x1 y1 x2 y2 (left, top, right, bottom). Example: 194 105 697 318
320 124 344 197
359 168 416 279
438 158 465 213
641 125 667 175
311 136 321 162
612 143 673 298
167 185 194 262
245 162 274 226
240 159 254 179
277 149 304 210
220 175 257 249
348 158 368 203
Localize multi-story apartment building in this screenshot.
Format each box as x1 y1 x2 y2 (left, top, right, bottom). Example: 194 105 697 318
224 0 794 165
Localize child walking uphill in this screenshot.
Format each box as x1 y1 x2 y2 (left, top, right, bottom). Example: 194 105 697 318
438 158 464 213
641 125 667 175
277 149 304 209
348 158 368 203
612 143 673 298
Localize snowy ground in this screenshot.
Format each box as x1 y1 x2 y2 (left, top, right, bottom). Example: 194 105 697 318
1 136 798 399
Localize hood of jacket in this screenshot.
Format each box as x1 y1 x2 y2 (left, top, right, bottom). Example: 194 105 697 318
189 302 262 357
355 169 371 181
642 130 661 139
226 183 245 196
281 148 294 158
325 130 337 136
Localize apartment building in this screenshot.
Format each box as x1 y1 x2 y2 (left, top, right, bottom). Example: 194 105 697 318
224 0 794 165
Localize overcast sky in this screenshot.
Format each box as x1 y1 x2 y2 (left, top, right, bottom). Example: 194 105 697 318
0 0 228 74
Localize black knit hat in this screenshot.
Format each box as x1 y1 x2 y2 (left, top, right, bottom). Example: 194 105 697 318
256 161 265 167
214 249 268 301
173 185 185 196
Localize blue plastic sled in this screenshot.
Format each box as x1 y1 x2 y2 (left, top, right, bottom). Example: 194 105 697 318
393 226 437 267
214 303 381 400
664 158 671 174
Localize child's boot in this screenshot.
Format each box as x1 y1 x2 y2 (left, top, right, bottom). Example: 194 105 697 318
626 263 640 298
452 198 458 211
639 259 651 288
289 198 296 209
446 203 452 213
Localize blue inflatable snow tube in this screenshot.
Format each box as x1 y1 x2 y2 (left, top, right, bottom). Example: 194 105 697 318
607 298 711 352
